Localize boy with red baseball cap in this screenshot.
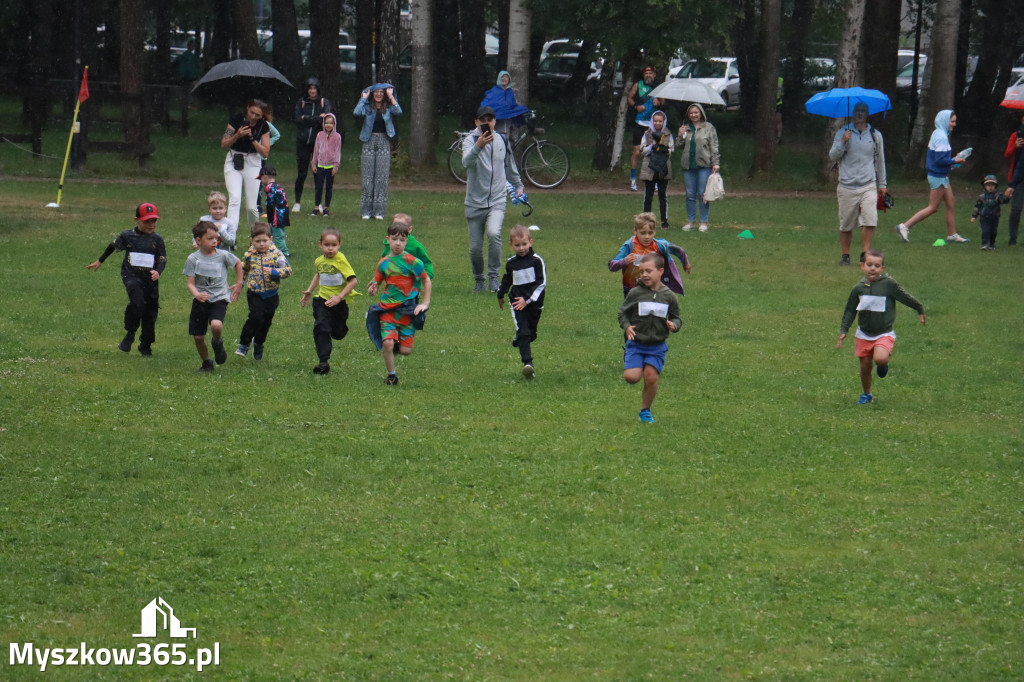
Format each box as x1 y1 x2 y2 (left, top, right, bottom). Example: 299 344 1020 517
87 202 167 355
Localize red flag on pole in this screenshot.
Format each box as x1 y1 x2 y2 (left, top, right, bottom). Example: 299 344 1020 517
78 67 89 103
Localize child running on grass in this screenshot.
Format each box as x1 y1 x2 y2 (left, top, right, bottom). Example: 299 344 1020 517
836 248 926 405
86 202 167 356
236 222 292 360
261 165 291 257
194 190 235 251
366 221 431 385
496 224 546 380
379 212 434 279
184 221 243 372
608 212 690 299
618 253 681 424
300 227 358 376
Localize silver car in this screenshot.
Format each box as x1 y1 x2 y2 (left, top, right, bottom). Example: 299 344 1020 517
668 58 740 108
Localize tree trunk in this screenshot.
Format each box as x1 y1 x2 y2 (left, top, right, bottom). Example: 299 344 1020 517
270 0 302 85
378 0 400 85
434 0 462 116
408 0 436 167
958 0 1023 172
120 0 149 166
229 0 260 60
154 1 171 126
208 0 232 66
751 0 782 174
906 0 960 170
458 0 487 128
733 0 759 131
953 0 972 116
355 0 374 88
780 0 814 126
506 0 531 107
27 0 55 157
861 0 901 137
310 0 342 114
592 52 636 173
818 0 866 181
497 0 509 68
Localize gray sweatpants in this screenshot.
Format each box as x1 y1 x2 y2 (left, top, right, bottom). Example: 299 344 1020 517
465 204 506 283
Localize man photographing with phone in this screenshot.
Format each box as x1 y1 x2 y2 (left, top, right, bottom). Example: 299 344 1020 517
463 105 525 293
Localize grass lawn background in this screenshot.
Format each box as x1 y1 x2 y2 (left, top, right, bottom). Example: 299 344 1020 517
0 134 1021 680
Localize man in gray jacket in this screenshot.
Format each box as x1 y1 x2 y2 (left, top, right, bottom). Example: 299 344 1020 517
828 101 888 266
463 106 525 292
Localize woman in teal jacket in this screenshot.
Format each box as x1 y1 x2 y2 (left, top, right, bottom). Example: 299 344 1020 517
354 84 402 219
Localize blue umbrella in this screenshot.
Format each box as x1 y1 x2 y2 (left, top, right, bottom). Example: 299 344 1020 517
804 86 891 118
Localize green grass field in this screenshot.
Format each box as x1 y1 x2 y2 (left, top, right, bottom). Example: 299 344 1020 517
1 170 1021 680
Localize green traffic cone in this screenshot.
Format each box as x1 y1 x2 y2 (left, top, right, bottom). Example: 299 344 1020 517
738 229 755 239
932 238 946 246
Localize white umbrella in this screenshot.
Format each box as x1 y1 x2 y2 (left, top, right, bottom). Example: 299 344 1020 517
647 79 726 106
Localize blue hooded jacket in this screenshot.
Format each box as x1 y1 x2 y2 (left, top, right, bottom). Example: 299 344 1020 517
480 71 530 123
926 110 956 178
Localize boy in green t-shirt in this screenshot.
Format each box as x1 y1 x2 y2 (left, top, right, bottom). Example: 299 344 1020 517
300 228 358 375
378 212 434 279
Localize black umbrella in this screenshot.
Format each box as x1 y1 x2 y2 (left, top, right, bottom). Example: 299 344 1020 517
191 60 294 109
191 59 294 92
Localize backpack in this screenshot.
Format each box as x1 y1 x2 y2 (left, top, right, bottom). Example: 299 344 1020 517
648 133 670 180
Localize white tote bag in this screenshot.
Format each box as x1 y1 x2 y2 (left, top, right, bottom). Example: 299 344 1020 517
703 171 725 202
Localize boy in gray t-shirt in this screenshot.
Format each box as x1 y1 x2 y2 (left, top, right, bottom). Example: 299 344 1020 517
184 221 243 372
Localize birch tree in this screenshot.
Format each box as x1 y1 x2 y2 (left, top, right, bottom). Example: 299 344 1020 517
506 0 531 107
817 0 865 181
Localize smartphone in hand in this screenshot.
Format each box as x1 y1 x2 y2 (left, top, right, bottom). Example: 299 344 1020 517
481 123 491 135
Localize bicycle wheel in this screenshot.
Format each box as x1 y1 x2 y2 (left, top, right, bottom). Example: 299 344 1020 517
521 141 569 189
447 145 468 184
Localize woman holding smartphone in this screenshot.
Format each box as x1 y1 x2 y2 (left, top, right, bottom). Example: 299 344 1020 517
354 84 402 220
221 99 271 242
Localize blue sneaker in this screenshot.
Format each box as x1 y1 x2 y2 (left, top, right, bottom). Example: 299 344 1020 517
858 393 874 405
639 408 655 423
876 363 888 378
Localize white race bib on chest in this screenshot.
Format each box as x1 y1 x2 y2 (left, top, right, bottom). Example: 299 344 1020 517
638 301 669 318
512 268 536 286
857 295 887 312
129 252 155 268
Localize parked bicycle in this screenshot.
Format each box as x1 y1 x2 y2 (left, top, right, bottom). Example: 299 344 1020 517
447 111 570 189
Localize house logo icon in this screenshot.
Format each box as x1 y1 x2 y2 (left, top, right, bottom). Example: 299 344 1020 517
133 597 197 638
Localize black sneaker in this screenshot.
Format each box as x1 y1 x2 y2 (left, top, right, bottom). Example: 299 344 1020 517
839 254 851 266
197 359 215 373
138 344 152 357
118 332 135 353
877 363 889 378
313 362 330 375
253 343 264 361
385 373 399 385
212 339 227 365
322 208 331 216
